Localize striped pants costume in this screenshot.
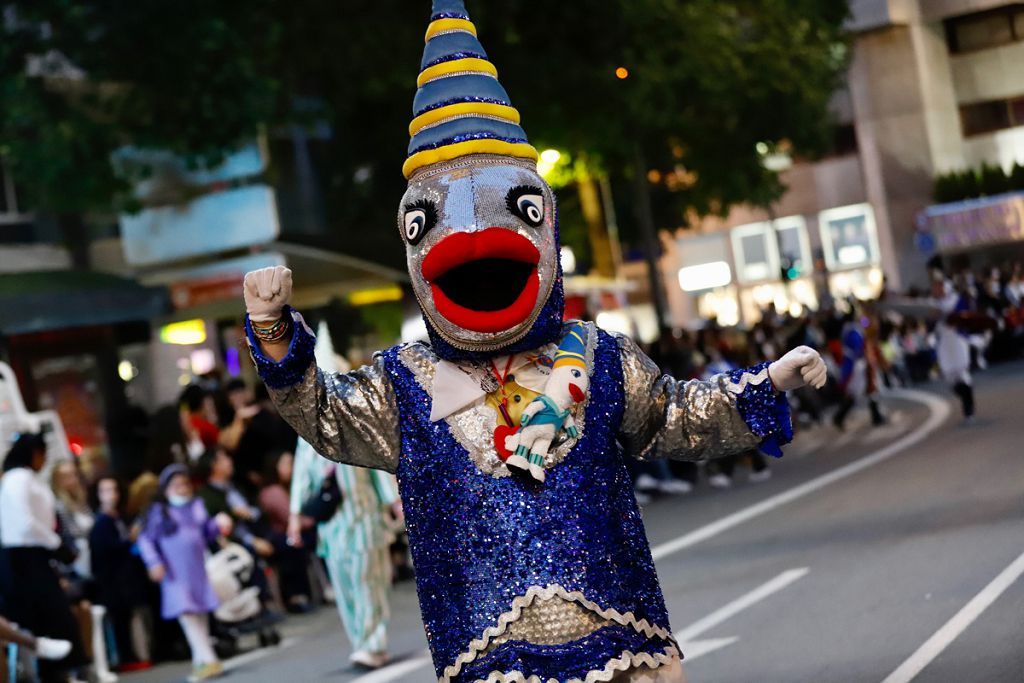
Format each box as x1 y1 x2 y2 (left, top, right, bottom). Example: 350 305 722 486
322 540 392 653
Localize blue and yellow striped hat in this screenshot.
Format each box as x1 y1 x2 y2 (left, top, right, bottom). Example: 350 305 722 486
404 0 539 179
553 322 588 369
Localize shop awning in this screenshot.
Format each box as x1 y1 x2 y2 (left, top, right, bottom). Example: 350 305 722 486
918 191 1024 254
0 270 169 336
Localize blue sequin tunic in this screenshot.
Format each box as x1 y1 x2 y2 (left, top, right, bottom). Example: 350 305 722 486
248 315 791 682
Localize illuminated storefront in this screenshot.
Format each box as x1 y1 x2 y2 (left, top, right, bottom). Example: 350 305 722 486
730 217 817 324
818 203 884 301
673 203 883 328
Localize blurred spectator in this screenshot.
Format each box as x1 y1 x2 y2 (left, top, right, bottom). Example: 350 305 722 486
0 434 88 682
196 448 274 560
832 313 885 430
216 380 260 455
51 459 119 682
935 319 975 421
234 384 298 496
89 476 153 670
0 616 71 683
51 460 95 583
180 385 220 453
138 464 232 681
259 450 313 612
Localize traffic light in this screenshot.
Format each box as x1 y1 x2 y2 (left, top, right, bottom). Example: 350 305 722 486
780 255 802 281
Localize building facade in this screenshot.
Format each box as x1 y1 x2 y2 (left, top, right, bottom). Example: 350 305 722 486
667 0 1024 328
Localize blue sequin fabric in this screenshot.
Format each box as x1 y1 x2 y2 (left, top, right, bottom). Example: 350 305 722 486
728 361 793 457
431 11 470 20
419 95 509 114
424 50 489 69
244 306 316 389
410 132 530 155
382 328 676 682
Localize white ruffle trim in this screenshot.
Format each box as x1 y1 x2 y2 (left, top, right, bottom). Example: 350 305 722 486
472 644 680 683
441 584 676 682
725 366 770 395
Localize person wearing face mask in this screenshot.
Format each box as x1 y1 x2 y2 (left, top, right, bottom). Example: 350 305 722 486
137 465 233 681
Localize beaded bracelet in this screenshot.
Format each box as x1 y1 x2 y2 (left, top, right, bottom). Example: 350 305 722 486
251 316 292 343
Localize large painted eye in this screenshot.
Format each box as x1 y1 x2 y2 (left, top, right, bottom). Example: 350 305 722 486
506 186 545 227
402 199 436 245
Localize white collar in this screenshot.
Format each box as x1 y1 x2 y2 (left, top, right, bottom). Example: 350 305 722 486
429 349 555 422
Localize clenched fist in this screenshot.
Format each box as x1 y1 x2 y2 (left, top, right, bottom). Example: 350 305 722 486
244 266 293 323
768 345 827 392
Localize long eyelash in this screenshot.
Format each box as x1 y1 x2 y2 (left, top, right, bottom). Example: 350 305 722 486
405 198 438 230
506 184 542 215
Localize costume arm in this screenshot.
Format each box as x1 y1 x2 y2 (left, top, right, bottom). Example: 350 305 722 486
616 334 792 462
245 307 400 473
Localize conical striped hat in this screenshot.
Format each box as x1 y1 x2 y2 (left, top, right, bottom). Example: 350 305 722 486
404 0 538 179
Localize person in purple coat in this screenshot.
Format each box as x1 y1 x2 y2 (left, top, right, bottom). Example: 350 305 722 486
137 464 233 681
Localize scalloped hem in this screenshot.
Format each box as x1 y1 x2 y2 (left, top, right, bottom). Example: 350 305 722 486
441 584 675 682
472 644 681 683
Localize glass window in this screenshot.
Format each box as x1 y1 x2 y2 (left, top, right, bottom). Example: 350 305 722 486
819 204 879 271
950 12 1014 52
1011 97 1024 127
731 223 776 283
777 225 806 271
960 100 1012 136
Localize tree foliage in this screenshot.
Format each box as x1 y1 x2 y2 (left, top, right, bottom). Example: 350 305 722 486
1 0 849 262
0 1 279 214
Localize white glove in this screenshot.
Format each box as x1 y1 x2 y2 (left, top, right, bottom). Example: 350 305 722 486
767 345 827 392
243 266 293 323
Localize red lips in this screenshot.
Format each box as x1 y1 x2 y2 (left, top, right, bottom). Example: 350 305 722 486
421 228 541 333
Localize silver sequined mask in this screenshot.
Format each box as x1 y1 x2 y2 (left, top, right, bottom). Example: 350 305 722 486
397 156 558 353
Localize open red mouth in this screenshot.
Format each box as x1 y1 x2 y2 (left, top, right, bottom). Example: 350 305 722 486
420 228 540 333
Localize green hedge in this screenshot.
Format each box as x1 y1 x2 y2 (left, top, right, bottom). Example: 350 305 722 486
934 162 1024 203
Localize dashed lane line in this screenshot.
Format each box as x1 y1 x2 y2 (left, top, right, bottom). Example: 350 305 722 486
880 548 1024 683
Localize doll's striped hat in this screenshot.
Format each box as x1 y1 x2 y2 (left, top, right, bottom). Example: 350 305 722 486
404 0 538 179
553 322 588 369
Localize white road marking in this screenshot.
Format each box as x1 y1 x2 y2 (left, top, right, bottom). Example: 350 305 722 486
351 649 432 683
652 388 950 561
674 568 809 662
677 636 738 660
880 549 1024 683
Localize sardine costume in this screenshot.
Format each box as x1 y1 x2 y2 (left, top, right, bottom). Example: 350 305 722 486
244 2 796 680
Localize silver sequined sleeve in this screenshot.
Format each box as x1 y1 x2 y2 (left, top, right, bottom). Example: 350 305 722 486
616 334 762 461
268 356 400 473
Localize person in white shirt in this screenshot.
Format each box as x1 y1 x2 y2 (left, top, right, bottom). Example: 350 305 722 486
0 433 87 682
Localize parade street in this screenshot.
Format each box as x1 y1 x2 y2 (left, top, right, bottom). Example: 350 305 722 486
128 362 1024 683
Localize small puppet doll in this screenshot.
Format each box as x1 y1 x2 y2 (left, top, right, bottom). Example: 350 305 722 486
505 322 589 482
241 1 827 680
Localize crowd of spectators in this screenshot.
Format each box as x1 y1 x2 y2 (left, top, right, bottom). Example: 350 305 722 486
0 376 410 682
628 260 1024 501
1 259 1021 681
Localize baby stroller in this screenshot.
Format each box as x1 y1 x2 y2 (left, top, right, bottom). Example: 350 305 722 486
204 542 282 658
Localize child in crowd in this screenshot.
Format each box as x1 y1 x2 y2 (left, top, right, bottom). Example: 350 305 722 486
137 464 232 681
